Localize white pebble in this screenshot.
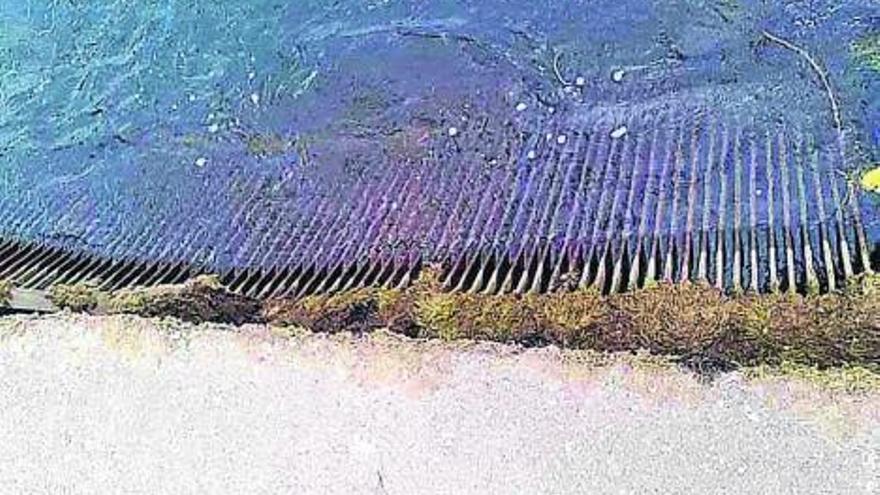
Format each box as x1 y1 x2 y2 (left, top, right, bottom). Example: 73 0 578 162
612 69 625 83
515 102 528 112
448 127 459 137
575 76 586 87
527 150 537 160
556 134 567 145
250 93 260 106
195 157 208 167
610 126 628 139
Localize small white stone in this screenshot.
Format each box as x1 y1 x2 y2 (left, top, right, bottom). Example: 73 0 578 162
448 127 459 137
612 69 625 83
610 126 628 139
527 150 537 160
515 102 528 112
556 134 567 145
195 157 208 167
575 76 586 87
250 93 260 106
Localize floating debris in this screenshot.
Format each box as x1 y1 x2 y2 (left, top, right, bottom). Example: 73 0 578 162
515 102 528 112
861 166 880 192
610 126 628 139
556 134 567 145
575 76 586 87
195 157 208 168
447 126 459 137
612 69 625 82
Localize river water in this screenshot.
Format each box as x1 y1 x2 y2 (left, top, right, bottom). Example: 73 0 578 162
0 1 877 287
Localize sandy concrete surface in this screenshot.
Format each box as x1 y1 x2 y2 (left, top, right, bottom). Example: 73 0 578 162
0 313 877 495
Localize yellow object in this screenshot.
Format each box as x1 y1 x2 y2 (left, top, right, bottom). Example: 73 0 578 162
861 166 880 192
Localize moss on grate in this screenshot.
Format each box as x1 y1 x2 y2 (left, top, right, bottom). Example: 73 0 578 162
48 283 104 312
264 274 880 374
854 34 880 72
50 275 263 325
0 279 12 307
43 269 880 374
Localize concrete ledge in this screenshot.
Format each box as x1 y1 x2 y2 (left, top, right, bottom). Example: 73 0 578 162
3 288 57 313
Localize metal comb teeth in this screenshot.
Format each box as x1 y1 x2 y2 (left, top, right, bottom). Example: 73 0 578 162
1 102 874 299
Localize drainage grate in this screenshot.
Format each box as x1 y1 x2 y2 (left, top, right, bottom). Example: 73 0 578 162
3 1 879 306
433 108 874 296
0 239 201 293
1 104 875 300
0 236 418 300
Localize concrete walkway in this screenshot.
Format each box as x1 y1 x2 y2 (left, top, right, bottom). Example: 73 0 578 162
0 314 877 494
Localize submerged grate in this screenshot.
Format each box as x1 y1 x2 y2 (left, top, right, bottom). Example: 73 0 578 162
3 0 879 307
432 110 875 296
1 103 876 300
0 236 419 300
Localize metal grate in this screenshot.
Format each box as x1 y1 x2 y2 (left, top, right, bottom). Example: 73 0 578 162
1 106 874 301
3 72 879 302
434 109 874 295
0 236 418 300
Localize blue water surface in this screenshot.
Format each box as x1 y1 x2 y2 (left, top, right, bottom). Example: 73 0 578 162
0 0 877 271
